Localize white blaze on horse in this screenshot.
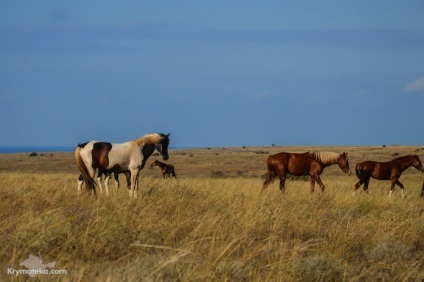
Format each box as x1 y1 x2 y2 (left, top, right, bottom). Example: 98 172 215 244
75 133 170 197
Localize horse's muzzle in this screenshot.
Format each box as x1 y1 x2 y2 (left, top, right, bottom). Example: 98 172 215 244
346 169 351 176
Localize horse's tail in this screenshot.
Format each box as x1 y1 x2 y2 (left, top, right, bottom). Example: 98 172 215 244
262 155 276 192
75 144 96 191
355 162 366 183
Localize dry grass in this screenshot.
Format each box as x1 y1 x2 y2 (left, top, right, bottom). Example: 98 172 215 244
0 145 423 281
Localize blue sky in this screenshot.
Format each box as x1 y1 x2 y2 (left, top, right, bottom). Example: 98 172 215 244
1 1 423 147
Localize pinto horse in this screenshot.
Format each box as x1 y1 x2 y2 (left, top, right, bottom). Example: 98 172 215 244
354 155 423 197
76 140 163 194
75 133 170 197
150 160 177 178
262 151 351 193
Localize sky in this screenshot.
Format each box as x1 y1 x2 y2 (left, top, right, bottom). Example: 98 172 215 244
1 1 424 148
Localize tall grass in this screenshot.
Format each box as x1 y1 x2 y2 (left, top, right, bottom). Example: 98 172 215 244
1 172 423 281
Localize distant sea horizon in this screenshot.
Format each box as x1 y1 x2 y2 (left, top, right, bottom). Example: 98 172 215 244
0 146 195 154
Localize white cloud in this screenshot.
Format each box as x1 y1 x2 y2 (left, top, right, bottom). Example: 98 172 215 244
404 76 424 93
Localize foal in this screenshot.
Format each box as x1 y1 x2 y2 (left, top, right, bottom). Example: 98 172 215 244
77 170 130 194
150 160 177 178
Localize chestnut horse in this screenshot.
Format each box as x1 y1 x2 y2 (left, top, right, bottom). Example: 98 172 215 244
150 160 177 178
75 133 170 197
354 155 423 197
262 151 351 193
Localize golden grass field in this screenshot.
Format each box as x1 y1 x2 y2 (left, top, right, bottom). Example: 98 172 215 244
1 145 423 281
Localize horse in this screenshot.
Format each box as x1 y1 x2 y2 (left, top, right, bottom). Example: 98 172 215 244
75 133 170 197
354 154 423 197
261 151 351 193
77 169 130 194
76 138 164 194
150 160 177 178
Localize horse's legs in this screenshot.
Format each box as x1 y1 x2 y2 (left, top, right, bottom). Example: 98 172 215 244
310 178 316 193
77 174 84 192
311 175 325 193
354 179 363 191
104 172 111 196
125 171 131 190
276 171 287 193
395 180 405 198
317 175 325 192
393 179 405 198
96 171 104 194
261 169 276 193
129 169 140 198
113 172 120 192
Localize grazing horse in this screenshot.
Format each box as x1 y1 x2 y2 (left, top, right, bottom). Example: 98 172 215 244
150 160 177 178
354 155 423 197
75 133 170 197
262 151 351 193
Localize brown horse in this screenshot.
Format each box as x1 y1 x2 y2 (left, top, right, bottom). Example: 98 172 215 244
354 155 423 197
150 160 176 178
262 151 350 193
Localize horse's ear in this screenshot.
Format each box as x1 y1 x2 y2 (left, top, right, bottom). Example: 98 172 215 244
166 133 170 137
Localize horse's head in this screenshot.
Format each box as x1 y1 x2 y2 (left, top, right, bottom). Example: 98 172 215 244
155 133 170 161
338 152 351 175
413 155 424 172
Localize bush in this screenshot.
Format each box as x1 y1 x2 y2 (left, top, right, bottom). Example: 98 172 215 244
29 152 37 157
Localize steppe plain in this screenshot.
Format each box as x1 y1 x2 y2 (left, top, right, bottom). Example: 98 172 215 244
1 145 423 281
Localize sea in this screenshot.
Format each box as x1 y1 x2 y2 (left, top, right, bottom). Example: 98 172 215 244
0 146 75 153
0 146 189 154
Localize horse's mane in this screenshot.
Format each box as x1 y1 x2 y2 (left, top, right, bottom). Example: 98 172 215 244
392 154 417 161
309 151 340 164
134 133 166 147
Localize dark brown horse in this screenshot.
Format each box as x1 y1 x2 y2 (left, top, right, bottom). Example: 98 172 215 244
354 155 423 197
262 151 350 193
150 160 176 178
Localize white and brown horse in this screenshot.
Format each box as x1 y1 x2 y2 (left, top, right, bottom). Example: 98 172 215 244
75 133 170 197
76 139 164 194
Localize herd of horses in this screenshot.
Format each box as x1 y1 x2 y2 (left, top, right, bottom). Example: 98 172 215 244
75 132 424 198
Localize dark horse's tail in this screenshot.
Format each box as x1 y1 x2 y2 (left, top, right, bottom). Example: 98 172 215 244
75 143 96 192
355 162 366 183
